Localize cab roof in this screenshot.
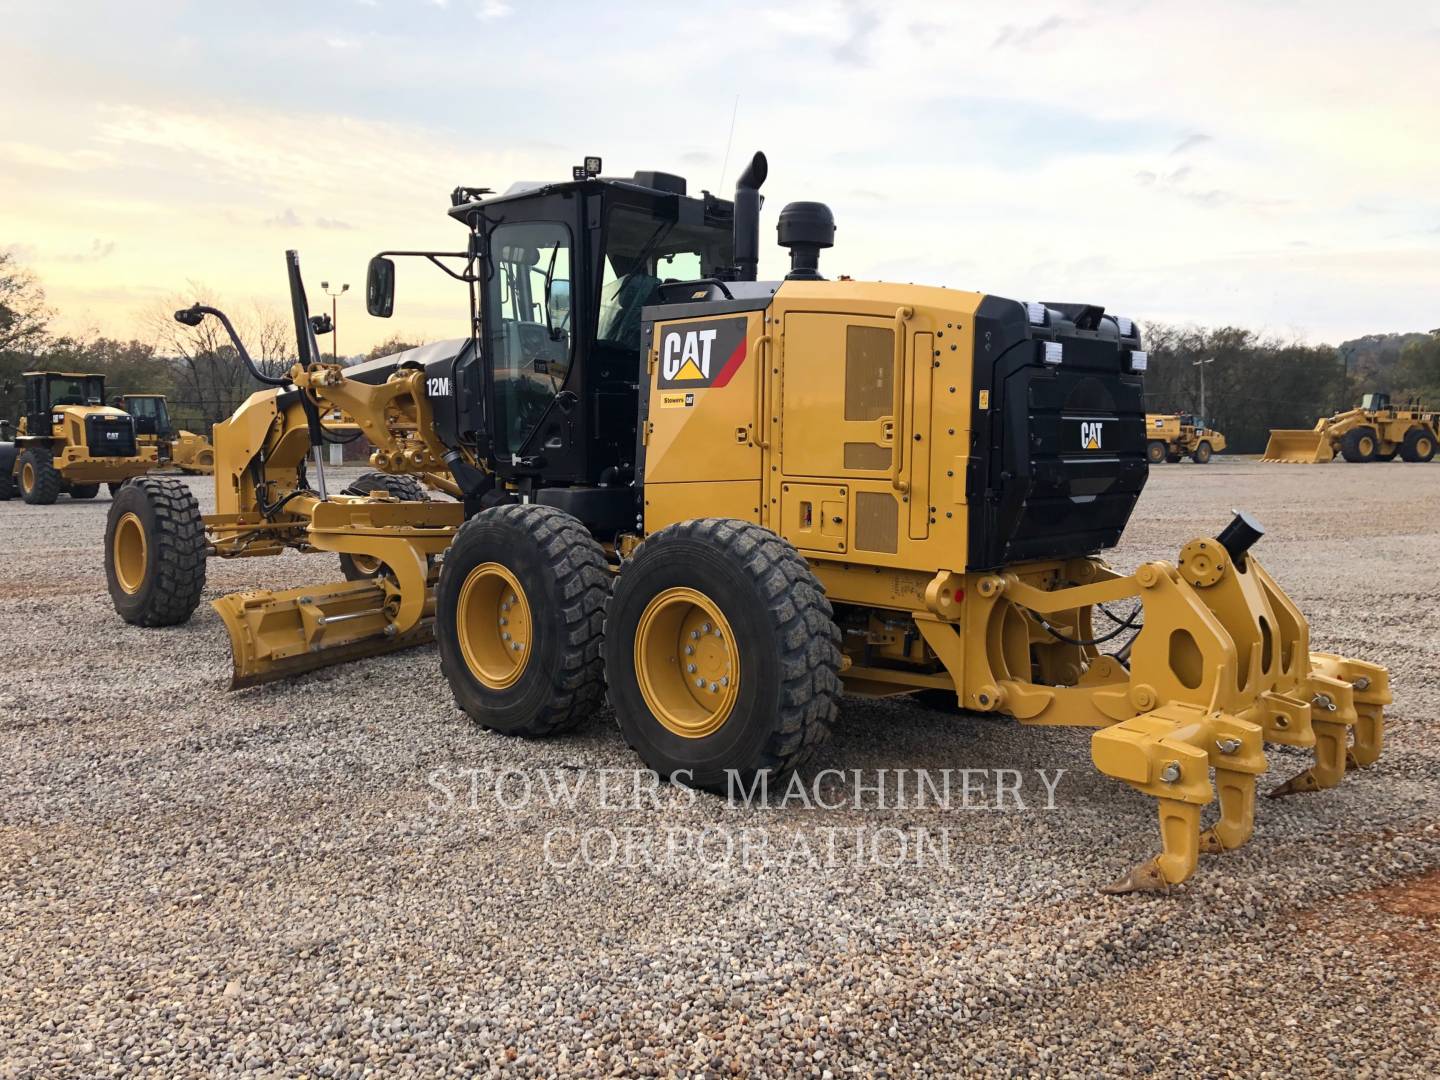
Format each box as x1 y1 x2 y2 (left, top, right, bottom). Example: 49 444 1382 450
24 370 104 380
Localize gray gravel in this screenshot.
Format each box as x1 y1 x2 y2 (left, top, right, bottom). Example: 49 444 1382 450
1 460 1437 1078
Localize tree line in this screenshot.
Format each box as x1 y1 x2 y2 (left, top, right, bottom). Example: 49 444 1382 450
0 252 419 433
4 249 1436 453
1140 325 1440 453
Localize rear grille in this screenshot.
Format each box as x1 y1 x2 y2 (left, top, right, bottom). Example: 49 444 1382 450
85 415 138 457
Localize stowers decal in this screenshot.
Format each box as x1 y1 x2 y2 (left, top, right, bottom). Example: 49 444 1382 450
657 317 748 390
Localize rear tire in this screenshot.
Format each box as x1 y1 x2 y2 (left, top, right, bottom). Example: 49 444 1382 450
338 471 430 581
0 469 15 501
605 519 843 793
1339 426 1378 463
437 504 610 737
19 448 61 505
1146 441 1167 465
1191 441 1213 464
105 477 207 626
1400 427 1436 463
69 483 100 499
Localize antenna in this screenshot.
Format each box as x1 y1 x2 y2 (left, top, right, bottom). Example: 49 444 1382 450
717 94 739 191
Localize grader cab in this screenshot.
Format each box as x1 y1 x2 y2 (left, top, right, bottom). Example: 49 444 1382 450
0 371 160 503
105 151 1391 892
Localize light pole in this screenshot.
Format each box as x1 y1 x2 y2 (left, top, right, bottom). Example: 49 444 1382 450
1193 356 1215 423
320 281 350 361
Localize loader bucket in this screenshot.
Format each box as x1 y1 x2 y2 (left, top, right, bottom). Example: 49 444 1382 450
1261 429 1333 463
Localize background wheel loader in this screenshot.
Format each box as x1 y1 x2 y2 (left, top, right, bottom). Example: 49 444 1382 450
1262 392 1438 463
0 371 160 504
118 394 215 476
1144 413 1226 464
108 152 1391 893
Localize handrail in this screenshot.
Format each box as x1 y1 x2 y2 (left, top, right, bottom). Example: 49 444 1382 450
890 306 914 493
752 333 772 449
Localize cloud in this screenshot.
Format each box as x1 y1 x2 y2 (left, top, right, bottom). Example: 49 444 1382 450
265 208 303 228
1170 132 1213 155
833 3 882 66
994 15 1069 49
55 239 117 263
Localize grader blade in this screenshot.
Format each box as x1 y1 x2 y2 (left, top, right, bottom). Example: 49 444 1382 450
214 578 434 689
1261 429 1332 463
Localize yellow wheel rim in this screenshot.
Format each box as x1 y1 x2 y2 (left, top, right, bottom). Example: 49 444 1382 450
21 462 34 492
1419 438 1433 458
1359 436 1374 456
456 563 532 689
113 512 147 595
635 587 740 739
349 553 383 576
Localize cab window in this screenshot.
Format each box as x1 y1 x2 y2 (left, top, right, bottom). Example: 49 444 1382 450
597 207 732 353
486 221 573 456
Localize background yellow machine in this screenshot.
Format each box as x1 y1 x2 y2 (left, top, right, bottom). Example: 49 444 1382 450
1263 392 1438 463
107 153 1391 892
1145 412 1226 464
118 394 215 476
0 371 159 503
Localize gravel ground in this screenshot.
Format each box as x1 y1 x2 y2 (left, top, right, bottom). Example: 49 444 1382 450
1 459 1437 1078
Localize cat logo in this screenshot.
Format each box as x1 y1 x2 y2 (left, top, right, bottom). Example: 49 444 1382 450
1080 421 1104 450
657 316 749 390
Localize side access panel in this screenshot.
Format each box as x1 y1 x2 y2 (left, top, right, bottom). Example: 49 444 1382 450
638 309 766 532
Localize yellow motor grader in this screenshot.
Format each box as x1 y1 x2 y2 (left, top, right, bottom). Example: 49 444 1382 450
0 372 160 503
1263 392 1438 463
107 153 1390 892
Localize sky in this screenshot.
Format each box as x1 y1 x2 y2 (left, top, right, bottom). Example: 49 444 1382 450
1 0 1438 353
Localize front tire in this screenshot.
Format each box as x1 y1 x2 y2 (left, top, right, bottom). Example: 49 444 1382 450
605 519 843 793
105 477 207 626
1339 426 1378 463
69 483 100 499
1191 441 1213 464
19 448 61 504
1146 441 1167 465
437 504 610 737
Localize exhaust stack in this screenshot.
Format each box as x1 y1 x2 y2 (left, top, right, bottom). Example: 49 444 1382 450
732 151 768 281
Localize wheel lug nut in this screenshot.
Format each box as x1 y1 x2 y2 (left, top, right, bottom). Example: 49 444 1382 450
709 682 718 693
685 645 694 655
502 632 511 641
695 677 706 688
687 664 696 673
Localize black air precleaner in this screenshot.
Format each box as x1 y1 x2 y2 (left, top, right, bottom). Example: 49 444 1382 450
777 201 835 281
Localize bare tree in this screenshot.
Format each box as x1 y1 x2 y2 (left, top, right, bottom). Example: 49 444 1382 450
0 250 51 353
145 287 298 428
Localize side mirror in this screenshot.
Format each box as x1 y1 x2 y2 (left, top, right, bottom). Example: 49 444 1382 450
366 256 395 318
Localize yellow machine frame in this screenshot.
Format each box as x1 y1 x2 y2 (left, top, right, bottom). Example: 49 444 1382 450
632 282 1389 891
